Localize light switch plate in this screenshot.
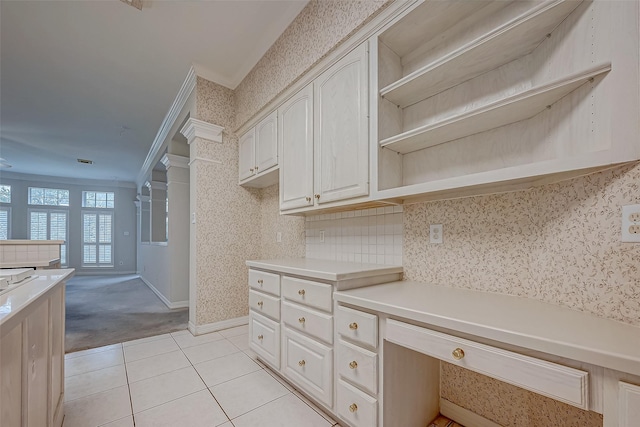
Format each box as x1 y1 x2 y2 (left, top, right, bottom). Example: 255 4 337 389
622 204 640 242
430 224 443 244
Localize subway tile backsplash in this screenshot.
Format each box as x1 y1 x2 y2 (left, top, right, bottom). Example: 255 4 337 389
305 206 403 266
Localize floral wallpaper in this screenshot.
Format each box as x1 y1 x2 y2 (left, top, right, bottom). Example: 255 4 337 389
403 162 640 327
258 184 306 260
233 0 389 129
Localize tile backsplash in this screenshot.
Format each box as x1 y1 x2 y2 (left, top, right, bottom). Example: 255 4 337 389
305 206 403 265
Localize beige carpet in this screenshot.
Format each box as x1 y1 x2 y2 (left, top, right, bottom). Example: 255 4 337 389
65 274 188 353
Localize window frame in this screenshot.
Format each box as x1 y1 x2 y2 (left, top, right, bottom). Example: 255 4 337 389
28 187 70 207
0 206 11 240
0 184 11 204
81 209 114 267
82 191 115 209
27 208 69 266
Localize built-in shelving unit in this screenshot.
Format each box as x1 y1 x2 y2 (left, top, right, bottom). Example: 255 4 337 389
372 0 639 202
379 0 583 108
380 63 611 154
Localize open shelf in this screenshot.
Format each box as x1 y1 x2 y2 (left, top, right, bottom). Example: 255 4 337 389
379 63 611 155
379 0 583 108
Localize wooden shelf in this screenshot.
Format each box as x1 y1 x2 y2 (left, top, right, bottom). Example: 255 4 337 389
379 63 611 155
379 0 583 108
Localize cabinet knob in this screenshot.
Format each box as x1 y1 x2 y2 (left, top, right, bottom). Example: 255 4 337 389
315 194 320 200
257 301 263 307
250 168 254 172
349 322 358 330
452 348 465 360
306 196 311 202
349 360 358 370
298 289 306 296
298 317 305 324
257 279 263 285
257 334 264 340
349 403 358 413
298 360 306 367
255 165 259 171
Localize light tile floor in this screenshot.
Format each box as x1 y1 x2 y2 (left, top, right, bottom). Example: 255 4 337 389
63 326 341 427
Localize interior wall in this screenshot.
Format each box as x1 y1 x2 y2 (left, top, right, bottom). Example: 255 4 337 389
258 184 305 259
0 173 137 274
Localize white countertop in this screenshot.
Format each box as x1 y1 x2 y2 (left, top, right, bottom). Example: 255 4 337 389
334 281 640 376
246 258 403 283
0 269 74 327
0 258 61 268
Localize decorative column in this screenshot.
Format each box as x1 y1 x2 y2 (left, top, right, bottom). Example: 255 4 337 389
146 180 168 243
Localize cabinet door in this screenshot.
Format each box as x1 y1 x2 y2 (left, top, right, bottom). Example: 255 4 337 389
238 128 256 182
620 382 640 427
279 84 314 211
26 300 49 427
255 110 278 174
50 286 65 427
314 41 369 204
1 324 23 427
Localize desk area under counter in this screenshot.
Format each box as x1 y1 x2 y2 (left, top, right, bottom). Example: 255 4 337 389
334 281 640 427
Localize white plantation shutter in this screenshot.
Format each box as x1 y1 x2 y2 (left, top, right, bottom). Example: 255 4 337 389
30 211 48 240
0 208 9 239
28 209 68 265
82 211 113 266
49 212 67 265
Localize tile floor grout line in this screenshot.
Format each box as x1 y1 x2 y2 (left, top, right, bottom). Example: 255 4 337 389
64 343 123 359
131 388 209 418
228 391 294 422
118 344 136 427
64 360 125 379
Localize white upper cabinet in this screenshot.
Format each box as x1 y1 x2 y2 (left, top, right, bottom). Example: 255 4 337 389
314 41 369 205
255 111 278 174
239 111 279 188
279 83 314 211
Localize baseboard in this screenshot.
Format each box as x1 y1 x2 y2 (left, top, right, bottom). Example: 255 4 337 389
440 398 501 427
74 270 138 276
139 276 188 310
189 316 249 336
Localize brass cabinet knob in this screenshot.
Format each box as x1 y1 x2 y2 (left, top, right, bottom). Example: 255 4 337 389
315 194 320 200
298 289 306 296
257 301 263 307
298 317 305 324
349 403 358 413
257 279 263 285
257 334 263 340
250 168 254 173
349 360 358 369
306 196 311 202
255 165 259 171
452 348 465 360
349 322 358 330
298 360 306 367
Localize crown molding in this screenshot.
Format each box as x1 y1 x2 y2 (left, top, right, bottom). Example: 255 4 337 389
180 118 224 144
144 180 167 191
137 66 197 184
161 153 190 170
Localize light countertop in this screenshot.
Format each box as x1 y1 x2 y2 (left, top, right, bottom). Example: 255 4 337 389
334 281 640 376
0 259 61 268
246 258 403 284
0 268 74 328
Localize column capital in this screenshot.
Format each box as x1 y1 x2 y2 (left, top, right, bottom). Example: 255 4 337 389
161 153 190 170
180 118 224 144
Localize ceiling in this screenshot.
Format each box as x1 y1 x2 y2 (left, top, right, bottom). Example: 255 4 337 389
0 0 308 184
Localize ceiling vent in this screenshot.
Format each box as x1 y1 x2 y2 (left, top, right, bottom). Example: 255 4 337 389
77 158 94 165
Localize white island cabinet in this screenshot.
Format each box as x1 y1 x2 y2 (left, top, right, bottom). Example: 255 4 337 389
246 259 402 417
0 269 74 427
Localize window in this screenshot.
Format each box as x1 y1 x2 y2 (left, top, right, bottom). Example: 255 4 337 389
0 207 10 239
28 209 68 265
82 191 115 208
28 187 69 206
82 211 113 266
0 185 11 203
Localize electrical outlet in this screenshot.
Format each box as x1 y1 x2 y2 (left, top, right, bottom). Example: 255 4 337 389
276 232 282 243
621 204 640 242
430 224 443 244
119 261 124 265
320 230 325 243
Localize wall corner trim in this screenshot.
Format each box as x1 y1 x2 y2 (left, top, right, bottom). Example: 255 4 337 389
139 275 189 310
161 153 190 170
188 316 249 336
180 118 224 144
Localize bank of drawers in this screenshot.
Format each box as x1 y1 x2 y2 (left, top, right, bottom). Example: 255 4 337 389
336 305 379 427
249 311 280 369
249 270 281 369
249 290 280 320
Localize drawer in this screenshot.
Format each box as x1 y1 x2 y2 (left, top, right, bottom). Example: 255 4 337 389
249 312 280 369
282 300 333 345
336 305 378 349
386 319 589 410
337 379 377 427
282 327 333 407
249 290 280 321
282 276 332 312
337 339 377 394
249 269 280 297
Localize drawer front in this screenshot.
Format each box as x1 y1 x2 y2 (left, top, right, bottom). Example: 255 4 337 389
386 319 589 410
337 339 377 394
336 305 378 349
282 327 333 407
337 379 377 427
249 269 280 297
249 312 280 369
282 301 333 344
282 276 332 312
249 290 280 321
